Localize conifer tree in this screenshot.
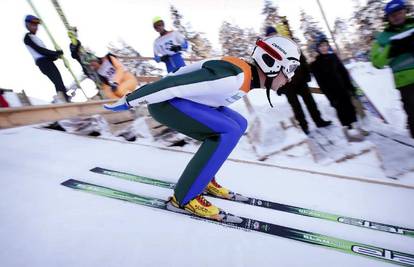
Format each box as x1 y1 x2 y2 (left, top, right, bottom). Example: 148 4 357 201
170 5 212 58
108 41 162 77
299 9 327 59
261 0 280 34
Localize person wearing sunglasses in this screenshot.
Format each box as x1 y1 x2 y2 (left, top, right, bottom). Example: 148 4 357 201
104 36 300 222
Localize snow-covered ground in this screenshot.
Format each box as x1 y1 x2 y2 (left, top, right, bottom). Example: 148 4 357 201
1 61 413 267
0 125 413 267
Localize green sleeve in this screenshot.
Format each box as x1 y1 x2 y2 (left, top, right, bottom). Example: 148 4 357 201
370 41 391 69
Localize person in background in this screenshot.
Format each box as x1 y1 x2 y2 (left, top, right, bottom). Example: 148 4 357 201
153 16 188 73
310 38 364 141
371 0 414 138
85 53 138 99
265 26 331 134
104 36 301 221
23 15 70 102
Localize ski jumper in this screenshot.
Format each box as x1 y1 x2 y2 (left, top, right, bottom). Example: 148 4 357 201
24 33 66 97
97 54 138 99
153 31 188 73
126 57 251 205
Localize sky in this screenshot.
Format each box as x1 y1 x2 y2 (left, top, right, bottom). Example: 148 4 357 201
1 0 364 102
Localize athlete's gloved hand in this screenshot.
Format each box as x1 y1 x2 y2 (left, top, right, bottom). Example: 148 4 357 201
169 45 182 52
104 95 131 112
160 55 169 62
109 81 119 92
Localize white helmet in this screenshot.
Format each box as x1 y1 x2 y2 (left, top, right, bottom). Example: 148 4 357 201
252 36 301 80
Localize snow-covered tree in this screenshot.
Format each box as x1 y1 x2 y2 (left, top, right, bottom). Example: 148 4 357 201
332 18 356 60
261 0 280 34
108 40 162 77
170 5 212 58
299 9 327 59
219 21 258 58
351 0 386 54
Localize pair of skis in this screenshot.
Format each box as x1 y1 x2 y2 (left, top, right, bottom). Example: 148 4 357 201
62 167 414 266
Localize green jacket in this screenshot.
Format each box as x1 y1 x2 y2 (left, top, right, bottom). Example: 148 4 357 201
370 17 414 89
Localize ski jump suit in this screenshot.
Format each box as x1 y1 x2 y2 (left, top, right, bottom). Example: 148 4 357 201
153 31 188 73
126 56 251 205
97 54 138 99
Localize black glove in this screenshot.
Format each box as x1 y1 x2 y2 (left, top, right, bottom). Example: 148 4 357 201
70 41 81 60
169 45 182 52
51 50 63 61
160 55 169 62
109 81 119 92
56 50 64 57
389 34 414 57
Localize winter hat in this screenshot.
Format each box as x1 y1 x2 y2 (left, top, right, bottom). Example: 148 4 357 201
384 0 406 16
265 26 278 37
152 16 163 25
315 36 329 50
24 14 40 24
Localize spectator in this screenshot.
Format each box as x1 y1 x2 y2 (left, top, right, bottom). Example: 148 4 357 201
371 0 414 138
153 16 188 73
85 53 138 99
310 38 364 141
265 26 331 134
23 15 69 102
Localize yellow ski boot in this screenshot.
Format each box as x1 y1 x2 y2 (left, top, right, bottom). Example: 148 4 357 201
166 194 242 223
206 178 248 202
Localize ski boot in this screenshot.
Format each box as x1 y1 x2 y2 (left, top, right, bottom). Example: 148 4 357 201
206 178 248 202
166 194 242 223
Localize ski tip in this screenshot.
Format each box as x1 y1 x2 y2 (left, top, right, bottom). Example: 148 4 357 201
61 179 77 186
89 167 102 172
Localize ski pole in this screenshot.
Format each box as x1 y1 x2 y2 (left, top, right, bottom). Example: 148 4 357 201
26 0 89 100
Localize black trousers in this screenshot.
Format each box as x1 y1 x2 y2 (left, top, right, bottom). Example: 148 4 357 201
322 89 357 127
400 84 414 138
36 58 67 97
285 85 324 132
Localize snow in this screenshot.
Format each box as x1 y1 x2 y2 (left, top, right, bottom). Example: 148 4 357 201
347 61 407 130
0 126 413 267
1 61 414 267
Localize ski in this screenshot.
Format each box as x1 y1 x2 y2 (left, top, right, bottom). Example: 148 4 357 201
50 0 102 91
62 179 414 266
90 167 414 238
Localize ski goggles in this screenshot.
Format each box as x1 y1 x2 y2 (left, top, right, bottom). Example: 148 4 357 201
282 58 300 80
